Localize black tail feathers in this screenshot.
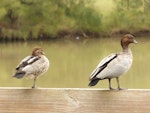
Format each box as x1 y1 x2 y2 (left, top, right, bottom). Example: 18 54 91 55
13 71 25 79
88 79 100 87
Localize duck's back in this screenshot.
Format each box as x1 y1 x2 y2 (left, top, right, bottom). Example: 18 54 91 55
23 55 49 78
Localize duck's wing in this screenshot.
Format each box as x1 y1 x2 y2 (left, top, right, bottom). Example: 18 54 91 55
89 53 118 80
22 55 49 78
16 56 40 70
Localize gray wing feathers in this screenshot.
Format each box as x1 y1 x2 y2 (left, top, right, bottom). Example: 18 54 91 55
90 53 117 80
16 56 40 70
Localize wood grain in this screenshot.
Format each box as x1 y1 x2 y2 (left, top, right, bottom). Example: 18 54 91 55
0 88 149 113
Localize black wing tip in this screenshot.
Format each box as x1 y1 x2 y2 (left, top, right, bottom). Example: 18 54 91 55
16 67 19 70
88 79 100 87
13 71 26 79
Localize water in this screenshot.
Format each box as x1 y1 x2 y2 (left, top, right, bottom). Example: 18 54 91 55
0 37 149 89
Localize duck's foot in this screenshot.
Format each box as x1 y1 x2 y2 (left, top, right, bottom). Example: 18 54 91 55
117 87 127 90
109 87 117 90
32 85 37 89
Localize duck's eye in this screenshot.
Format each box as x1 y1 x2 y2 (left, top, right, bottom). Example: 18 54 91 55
128 37 134 40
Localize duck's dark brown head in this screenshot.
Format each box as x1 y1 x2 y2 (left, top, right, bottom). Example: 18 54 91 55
32 47 45 56
121 34 137 50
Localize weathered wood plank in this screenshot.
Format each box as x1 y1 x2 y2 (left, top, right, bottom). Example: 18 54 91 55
0 88 149 113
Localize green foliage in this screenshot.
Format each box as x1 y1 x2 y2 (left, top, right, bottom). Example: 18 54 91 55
65 0 101 32
107 0 150 33
0 0 150 40
0 0 102 40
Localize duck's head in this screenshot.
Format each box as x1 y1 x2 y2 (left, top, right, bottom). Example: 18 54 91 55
121 34 138 50
32 47 45 56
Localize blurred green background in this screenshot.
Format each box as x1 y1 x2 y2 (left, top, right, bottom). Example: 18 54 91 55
0 0 150 40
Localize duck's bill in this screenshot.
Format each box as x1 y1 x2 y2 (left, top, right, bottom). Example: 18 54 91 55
133 39 138 44
41 50 45 55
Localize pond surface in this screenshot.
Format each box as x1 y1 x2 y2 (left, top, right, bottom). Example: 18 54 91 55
0 37 149 89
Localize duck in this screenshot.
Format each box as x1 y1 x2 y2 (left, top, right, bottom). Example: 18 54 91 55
88 34 137 90
13 47 49 88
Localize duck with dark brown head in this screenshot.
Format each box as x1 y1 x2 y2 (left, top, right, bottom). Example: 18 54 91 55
88 34 137 90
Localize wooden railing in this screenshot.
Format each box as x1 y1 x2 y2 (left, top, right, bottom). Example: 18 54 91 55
0 88 149 113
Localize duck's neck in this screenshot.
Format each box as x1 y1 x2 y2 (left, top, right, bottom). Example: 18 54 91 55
122 47 132 57
121 43 131 53
123 47 130 52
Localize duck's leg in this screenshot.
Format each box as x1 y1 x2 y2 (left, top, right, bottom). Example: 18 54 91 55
108 78 115 90
32 77 37 88
116 77 124 90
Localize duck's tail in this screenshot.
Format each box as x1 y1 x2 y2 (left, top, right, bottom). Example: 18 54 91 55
13 71 26 79
88 79 100 87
